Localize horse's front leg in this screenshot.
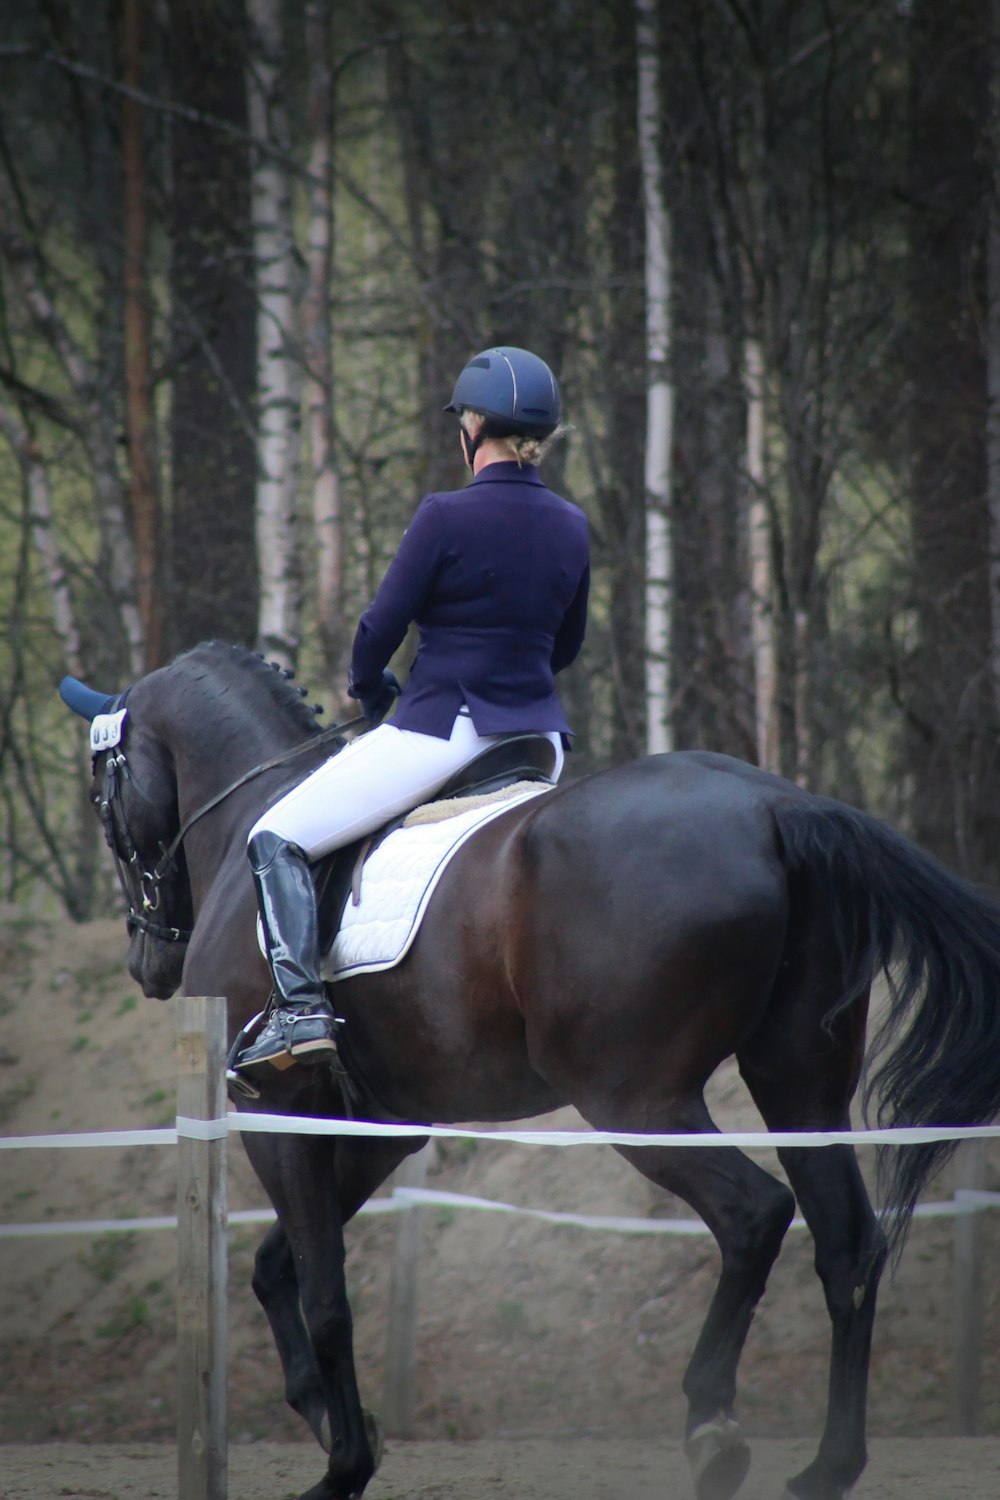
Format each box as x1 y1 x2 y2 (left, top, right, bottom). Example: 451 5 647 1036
246 1133 426 1458
251 1131 375 1500
251 1220 331 1449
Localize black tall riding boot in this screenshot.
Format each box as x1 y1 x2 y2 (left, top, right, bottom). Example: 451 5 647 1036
236 830 338 1077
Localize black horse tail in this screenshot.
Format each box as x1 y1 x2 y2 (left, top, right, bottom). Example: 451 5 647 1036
772 796 1000 1253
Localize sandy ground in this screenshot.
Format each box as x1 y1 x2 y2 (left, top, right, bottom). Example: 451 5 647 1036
3 910 1000 1483
4 1437 1000 1500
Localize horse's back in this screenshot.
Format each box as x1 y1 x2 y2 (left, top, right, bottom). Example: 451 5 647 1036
519 751 795 919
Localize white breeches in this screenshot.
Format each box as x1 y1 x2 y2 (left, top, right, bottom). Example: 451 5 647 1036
248 709 564 860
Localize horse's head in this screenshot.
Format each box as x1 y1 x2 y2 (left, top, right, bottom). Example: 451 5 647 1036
60 674 193 999
61 644 336 1003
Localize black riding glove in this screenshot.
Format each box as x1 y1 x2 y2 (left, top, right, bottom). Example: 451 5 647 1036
356 669 401 726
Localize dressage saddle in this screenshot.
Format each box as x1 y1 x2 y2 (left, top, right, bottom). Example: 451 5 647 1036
314 732 557 952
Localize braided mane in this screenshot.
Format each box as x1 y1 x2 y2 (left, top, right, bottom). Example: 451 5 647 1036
176 641 325 739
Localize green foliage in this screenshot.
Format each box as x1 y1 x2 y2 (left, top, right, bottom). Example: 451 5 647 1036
0 0 996 921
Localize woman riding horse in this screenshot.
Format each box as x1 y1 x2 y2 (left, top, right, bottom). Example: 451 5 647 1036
59 624 1000 1500
236 346 591 1080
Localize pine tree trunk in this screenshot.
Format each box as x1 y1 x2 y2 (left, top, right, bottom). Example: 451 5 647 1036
378 8 485 499
167 0 258 654
988 0 1000 725
908 0 999 880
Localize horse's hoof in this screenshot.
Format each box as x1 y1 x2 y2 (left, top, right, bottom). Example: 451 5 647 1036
781 1462 851 1500
781 1487 848 1500
363 1407 385 1472
782 1492 839 1500
312 1411 380 1469
685 1415 751 1500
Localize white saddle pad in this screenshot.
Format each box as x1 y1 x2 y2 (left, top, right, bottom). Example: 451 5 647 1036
321 782 552 982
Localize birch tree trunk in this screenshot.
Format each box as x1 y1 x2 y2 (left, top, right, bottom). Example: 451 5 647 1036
0 399 98 917
303 0 343 678
635 0 674 755
0 405 82 676
0 221 144 675
602 0 647 765
121 0 163 667
248 0 303 669
744 338 779 771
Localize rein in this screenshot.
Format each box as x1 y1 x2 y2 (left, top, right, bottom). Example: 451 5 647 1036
156 714 365 873
99 710 366 945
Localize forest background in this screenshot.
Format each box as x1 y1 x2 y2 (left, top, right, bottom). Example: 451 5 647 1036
1 0 998 924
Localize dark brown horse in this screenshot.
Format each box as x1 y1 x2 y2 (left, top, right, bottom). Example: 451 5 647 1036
61 641 1000 1500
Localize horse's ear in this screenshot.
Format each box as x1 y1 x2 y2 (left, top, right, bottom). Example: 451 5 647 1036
59 675 117 722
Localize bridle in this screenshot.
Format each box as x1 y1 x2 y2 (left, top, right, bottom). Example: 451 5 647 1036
95 701 365 946
96 737 191 944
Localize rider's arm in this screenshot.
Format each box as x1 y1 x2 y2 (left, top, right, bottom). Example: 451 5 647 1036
550 559 590 674
348 497 446 701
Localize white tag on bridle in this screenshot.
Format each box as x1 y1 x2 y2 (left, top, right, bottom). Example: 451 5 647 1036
90 709 128 752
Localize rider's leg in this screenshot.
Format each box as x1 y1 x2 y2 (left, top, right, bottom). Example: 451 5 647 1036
260 713 563 859
236 830 334 1074
237 715 562 1077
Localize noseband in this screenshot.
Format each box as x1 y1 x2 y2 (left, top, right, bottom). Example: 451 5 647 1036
94 701 365 947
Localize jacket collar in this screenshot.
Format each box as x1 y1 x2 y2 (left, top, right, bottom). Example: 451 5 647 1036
468 460 546 488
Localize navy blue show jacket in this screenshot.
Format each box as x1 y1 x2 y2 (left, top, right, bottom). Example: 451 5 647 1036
348 461 590 740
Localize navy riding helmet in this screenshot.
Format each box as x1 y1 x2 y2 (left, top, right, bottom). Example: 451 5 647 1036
444 346 561 438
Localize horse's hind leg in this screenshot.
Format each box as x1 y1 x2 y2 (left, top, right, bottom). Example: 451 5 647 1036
739 991 887 1500
594 1097 795 1500
771 1142 885 1500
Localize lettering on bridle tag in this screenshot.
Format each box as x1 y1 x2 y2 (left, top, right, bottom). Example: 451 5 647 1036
90 709 128 752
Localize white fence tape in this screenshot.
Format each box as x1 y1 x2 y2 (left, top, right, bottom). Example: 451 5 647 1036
3 1116 1000 1241
0 1204 387 1239
392 1185 1000 1231
0 1127 177 1150
3 1183 998 1242
6 1114 1000 1151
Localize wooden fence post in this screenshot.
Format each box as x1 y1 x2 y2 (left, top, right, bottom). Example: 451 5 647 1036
382 1143 431 1436
951 1137 986 1434
176 995 229 1500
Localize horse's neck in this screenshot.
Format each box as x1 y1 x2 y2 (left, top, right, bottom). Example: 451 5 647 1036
169 703 310 882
